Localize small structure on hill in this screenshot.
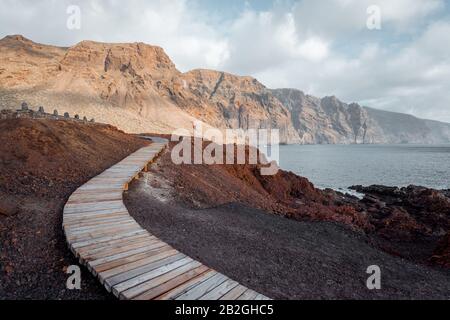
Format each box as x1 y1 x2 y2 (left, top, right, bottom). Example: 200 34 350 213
16 102 32 118
0 109 12 120
2 103 100 124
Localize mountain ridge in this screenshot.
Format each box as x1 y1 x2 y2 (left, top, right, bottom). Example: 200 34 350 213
1 34 449 144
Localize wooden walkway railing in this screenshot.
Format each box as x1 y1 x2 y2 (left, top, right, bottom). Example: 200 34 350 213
62 138 270 300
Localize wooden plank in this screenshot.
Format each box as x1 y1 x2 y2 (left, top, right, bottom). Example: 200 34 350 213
64 204 127 213
72 188 124 195
64 201 125 213
105 253 187 292
63 215 130 228
66 225 141 241
83 238 161 261
175 273 228 300
65 219 138 234
68 190 123 198
130 265 209 300
111 257 194 297
76 233 151 257
122 261 204 300
68 192 123 199
65 217 137 230
63 210 130 224
89 241 169 267
63 216 133 229
158 272 217 300
78 184 126 190
67 195 123 204
93 245 175 275
64 206 128 216
64 199 124 207
98 248 179 281
132 265 210 300
65 220 137 234
199 279 239 300
63 210 129 221
237 289 259 300
220 285 248 300
71 229 148 249
66 224 142 242
79 235 158 258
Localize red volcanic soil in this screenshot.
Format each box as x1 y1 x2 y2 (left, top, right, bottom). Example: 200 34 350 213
1 125 448 299
0 118 148 299
155 138 370 230
124 138 450 299
154 138 450 268
431 232 450 268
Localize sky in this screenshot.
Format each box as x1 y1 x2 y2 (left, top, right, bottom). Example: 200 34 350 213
1 0 450 122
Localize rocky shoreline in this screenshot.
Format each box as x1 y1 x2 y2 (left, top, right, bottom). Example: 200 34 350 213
1 122 448 299
123 138 450 299
348 184 450 268
135 137 450 271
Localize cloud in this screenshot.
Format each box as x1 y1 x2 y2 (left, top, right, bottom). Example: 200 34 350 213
290 0 444 38
0 0 230 71
219 0 450 122
0 0 449 122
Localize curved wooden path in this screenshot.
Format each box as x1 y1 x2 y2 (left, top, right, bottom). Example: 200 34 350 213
63 138 270 300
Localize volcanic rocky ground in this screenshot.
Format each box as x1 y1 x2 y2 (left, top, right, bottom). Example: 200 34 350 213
0 118 148 299
123 138 449 299
0 120 449 299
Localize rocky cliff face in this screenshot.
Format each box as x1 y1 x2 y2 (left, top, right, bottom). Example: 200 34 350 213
272 89 375 144
1 35 449 144
171 70 300 143
272 88 450 144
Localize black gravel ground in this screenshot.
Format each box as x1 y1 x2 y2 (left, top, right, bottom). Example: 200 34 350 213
0 195 111 300
124 173 450 300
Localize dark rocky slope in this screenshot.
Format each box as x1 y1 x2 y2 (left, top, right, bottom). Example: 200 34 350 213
273 88 450 144
124 139 450 299
0 118 148 299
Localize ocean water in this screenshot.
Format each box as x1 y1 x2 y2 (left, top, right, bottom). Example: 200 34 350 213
279 144 450 192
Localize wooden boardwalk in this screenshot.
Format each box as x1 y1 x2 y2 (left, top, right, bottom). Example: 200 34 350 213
63 139 270 300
